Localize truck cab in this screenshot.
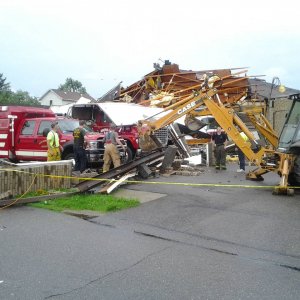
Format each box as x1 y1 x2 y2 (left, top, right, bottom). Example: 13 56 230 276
0 106 55 161
66 102 170 160
278 94 300 185
0 106 127 166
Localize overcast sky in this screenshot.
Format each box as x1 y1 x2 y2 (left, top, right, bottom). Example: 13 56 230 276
1 0 299 98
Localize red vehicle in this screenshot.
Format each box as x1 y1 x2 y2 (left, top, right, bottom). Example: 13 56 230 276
0 106 127 165
67 102 169 160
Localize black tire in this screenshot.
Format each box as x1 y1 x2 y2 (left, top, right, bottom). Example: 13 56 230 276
125 146 133 162
63 152 75 160
288 155 300 186
121 146 133 164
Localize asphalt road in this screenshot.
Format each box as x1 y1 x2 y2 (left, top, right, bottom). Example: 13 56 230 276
0 164 300 300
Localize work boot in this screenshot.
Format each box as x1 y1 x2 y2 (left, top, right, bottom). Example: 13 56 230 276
221 165 227 170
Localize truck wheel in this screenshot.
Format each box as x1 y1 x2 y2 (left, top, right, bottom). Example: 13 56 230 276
125 147 133 163
288 155 300 186
64 153 74 160
63 153 75 166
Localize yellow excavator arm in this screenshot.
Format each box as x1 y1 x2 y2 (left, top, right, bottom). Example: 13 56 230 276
137 73 297 195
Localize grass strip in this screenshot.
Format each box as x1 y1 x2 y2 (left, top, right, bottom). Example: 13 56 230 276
28 193 139 213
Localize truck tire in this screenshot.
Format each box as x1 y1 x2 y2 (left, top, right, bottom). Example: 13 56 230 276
63 152 75 167
288 155 300 186
125 147 133 162
64 153 74 160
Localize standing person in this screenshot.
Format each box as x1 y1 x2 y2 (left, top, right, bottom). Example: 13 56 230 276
73 120 88 173
47 122 61 161
236 132 248 172
212 126 229 170
102 124 125 173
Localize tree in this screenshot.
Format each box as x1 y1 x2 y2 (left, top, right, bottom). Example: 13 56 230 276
58 77 87 94
0 90 41 106
0 73 12 104
0 73 10 92
0 73 41 106
13 90 41 106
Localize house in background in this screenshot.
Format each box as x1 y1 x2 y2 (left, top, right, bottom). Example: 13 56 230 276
39 89 95 107
249 78 300 134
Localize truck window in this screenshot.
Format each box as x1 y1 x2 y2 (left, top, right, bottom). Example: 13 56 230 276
57 119 82 133
21 120 36 135
38 121 52 135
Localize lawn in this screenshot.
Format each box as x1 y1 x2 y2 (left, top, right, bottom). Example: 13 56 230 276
29 193 140 213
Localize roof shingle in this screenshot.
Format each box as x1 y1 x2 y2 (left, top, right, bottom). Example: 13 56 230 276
51 89 95 102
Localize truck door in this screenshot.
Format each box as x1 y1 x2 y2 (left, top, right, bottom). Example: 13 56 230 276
15 120 47 161
36 120 52 157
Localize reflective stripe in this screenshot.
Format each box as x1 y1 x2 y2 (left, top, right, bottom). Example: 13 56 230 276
0 150 8 156
0 142 5 147
15 151 48 157
0 134 8 139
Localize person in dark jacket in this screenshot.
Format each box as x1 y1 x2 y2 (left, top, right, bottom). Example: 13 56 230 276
236 132 248 172
73 120 87 173
212 126 229 170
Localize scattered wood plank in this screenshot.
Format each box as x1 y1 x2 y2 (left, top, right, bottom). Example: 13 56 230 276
100 173 136 194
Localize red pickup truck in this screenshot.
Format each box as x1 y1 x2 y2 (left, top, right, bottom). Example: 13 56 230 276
0 106 127 165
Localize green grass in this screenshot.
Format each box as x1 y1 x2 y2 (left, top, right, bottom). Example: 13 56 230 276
28 194 139 213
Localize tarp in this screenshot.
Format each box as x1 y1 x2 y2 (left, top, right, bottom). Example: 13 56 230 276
97 102 167 125
50 104 72 115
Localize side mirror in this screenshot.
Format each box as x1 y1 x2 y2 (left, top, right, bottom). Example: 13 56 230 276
43 128 50 137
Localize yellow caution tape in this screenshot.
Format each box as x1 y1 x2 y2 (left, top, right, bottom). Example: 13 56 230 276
1 168 300 189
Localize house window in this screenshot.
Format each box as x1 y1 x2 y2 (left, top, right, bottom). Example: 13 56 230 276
50 100 53 106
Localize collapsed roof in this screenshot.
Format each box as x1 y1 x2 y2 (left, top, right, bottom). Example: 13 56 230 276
118 61 250 107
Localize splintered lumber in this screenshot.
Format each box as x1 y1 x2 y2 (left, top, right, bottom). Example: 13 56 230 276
99 173 136 194
76 150 165 192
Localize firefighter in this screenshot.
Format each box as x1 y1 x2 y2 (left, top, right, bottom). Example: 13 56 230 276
73 120 88 173
102 124 125 173
47 122 61 161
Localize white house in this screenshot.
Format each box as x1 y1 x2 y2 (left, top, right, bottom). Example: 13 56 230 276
50 97 92 116
39 89 95 107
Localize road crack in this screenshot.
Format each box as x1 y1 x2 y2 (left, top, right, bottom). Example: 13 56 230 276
44 246 171 299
